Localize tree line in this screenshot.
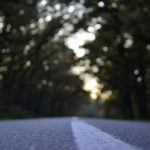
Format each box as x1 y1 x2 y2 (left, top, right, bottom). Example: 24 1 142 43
0 0 150 119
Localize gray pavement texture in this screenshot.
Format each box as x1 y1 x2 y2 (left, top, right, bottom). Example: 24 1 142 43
83 118 150 150
0 118 76 150
0 117 149 150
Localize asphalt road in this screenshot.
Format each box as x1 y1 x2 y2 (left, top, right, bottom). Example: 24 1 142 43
0 117 149 150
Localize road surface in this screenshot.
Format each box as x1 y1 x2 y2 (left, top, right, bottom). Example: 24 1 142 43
0 117 149 150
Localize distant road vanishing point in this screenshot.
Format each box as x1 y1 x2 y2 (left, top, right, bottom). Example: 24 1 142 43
0 117 149 150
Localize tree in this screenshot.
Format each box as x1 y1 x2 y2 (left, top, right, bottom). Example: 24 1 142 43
71 0 150 119
0 0 89 118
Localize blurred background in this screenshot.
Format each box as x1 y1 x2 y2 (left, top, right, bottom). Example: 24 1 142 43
0 0 150 120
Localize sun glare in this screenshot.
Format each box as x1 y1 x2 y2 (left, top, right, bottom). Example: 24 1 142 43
66 30 95 58
83 76 101 100
84 79 97 91
100 91 112 101
67 30 112 101
39 0 47 6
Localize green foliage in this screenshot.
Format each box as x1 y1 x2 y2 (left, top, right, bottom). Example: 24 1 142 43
0 0 89 118
0 0 150 119
78 0 150 119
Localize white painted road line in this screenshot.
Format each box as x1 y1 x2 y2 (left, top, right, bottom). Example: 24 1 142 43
71 119 141 150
